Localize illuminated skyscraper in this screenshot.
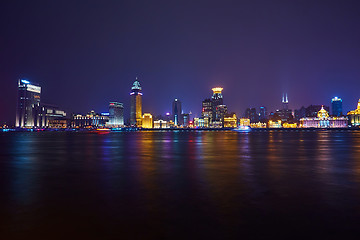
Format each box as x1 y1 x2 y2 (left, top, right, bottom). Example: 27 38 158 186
109 102 124 126
331 97 343 116
130 79 142 126
282 93 289 110
211 87 224 121
172 99 182 126
259 106 268 122
182 113 190 127
202 98 213 120
16 79 41 127
215 104 228 121
276 93 293 122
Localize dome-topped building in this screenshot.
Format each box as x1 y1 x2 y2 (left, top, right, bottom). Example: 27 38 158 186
347 99 360 127
300 106 348 128
317 106 329 119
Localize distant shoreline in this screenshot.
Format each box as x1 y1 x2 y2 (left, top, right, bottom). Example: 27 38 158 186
2 127 360 132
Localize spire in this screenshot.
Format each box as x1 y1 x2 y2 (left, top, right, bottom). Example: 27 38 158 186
282 93 289 110
282 93 288 103
131 78 141 90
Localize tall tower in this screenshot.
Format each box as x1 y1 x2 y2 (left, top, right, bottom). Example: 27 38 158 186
16 79 41 127
211 87 224 121
331 97 343 116
282 93 289 110
172 99 182 126
130 78 142 127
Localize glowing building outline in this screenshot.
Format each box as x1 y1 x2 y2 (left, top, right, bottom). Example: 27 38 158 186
347 99 360 127
130 78 142 127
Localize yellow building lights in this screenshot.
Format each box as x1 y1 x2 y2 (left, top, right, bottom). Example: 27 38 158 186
142 113 153 128
223 114 237 128
283 123 297 128
211 87 223 94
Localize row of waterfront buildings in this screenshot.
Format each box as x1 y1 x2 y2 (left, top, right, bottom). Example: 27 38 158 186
14 78 360 129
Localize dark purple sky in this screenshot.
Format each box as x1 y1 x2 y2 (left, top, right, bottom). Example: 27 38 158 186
1 0 360 124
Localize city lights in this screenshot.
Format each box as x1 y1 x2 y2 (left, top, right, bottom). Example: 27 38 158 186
11 78 360 130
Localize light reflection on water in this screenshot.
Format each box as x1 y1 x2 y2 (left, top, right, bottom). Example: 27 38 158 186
0 131 360 238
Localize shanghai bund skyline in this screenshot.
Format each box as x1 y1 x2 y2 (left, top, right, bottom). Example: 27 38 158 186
1 0 360 124
2 1 360 239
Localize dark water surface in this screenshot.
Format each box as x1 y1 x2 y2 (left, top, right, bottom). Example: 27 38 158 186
1 131 360 239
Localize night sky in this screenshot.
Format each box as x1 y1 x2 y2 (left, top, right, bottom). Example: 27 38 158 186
1 0 360 124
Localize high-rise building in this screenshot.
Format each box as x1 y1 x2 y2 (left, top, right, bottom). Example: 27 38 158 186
16 79 42 127
182 113 190 127
245 108 258 123
202 98 213 120
331 97 343 116
130 79 142 127
109 102 124 126
211 87 223 121
294 106 306 121
282 93 289 110
276 94 293 122
172 99 182 126
215 104 228 121
259 106 268 122
142 113 153 128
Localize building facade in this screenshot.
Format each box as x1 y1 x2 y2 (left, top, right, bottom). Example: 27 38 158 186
245 108 258 123
347 99 360 127
215 104 228 122
40 103 67 128
223 114 237 128
130 79 142 127
194 117 210 128
259 106 268 122
211 87 223 121
202 98 213 121
16 79 42 127
269 120 282 128
239 118 250 127
182 113 190 127
172 99 182 126
108 102 124 126
331 97 343 116
142 113 153 128
72 111 109 128
154 120 169 129
300 106 348 128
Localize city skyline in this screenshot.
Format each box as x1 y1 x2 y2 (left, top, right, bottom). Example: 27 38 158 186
1 1 360 124
2 75 358 125
8 77 360 129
